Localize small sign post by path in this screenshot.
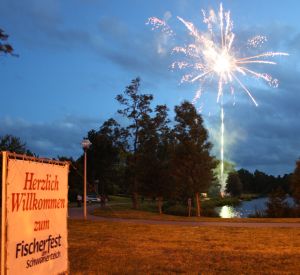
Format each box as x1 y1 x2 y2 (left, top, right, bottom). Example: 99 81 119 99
1 152 69 275
187 198 192 217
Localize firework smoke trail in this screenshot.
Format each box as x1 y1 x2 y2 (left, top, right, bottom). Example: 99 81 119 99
147 3 288 192
220 106 224 188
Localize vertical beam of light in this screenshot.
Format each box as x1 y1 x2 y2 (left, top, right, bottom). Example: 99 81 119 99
220 105 225 192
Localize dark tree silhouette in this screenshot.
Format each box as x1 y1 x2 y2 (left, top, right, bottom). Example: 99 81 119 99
171 101 216 216
238 169 254 194
265 187 289 218
0 134 32 155
291 160 300 206
0 29 17 56
116 78 153 209
86 119 128 195
58 156 82 202
237 168 291 195
0 135 33 201
138 104 173 213
225 172 242 197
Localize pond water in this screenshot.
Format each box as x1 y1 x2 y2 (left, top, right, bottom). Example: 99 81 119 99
216 197 296 218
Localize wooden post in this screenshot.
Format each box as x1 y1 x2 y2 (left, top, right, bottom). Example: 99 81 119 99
157 197 163 214
188 198 192 217
1 152 8 275
83 150 87 219
132 192 139 210
195 192 201 217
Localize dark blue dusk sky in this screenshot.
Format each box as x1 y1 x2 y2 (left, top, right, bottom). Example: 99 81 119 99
1 0 300 176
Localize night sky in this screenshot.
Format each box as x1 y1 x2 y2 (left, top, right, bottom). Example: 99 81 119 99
1 0 299 176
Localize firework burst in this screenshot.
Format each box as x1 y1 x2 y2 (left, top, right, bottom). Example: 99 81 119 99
147 3 288 190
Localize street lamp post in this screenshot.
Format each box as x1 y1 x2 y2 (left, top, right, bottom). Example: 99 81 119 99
81 138 92 219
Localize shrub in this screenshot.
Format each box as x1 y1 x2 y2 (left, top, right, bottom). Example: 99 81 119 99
163 204 190 216
163 201 219 217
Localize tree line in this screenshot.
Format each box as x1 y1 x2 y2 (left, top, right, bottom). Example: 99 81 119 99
226 169 291 197
74 78 216 216
1 78 300 217
225 168 300 217
66 78 300 216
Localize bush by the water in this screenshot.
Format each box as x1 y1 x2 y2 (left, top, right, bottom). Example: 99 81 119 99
163 201 219 217
201 197 241 208
250 188 300 218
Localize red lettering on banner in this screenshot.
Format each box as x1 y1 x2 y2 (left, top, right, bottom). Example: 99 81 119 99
22 173 59 191
34 220 50 231
12 193 26 212
23 172 34 190
11 193 66 212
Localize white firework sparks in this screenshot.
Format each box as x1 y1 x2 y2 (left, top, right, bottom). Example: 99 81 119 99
149 3 288 105
148 3 288 190
172 5 288 106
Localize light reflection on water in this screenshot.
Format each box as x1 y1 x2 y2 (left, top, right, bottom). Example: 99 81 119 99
218 205 241 218
216 197 296 218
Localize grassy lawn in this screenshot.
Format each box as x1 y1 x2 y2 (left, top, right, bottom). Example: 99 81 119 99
109 195 132 203
93 196 300 223
93 206 300 223
69 219 300 274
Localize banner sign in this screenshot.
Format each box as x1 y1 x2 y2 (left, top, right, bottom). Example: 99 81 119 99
1 152 69 275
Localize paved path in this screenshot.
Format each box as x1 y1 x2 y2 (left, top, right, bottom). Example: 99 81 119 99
68 205 300 228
